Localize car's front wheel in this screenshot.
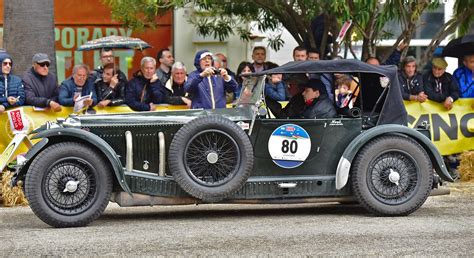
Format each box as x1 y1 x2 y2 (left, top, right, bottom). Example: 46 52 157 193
351 135 433 216
25 142 112 227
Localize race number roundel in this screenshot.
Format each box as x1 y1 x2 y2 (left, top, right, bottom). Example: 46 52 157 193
268 124 311 169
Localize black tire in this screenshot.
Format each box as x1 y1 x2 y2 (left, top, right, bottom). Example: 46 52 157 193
351 135 433 216
25 142 112 227
168 115 253 201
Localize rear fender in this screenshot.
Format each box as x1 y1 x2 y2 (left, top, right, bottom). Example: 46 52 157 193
23 128 131 194
335 124 453 190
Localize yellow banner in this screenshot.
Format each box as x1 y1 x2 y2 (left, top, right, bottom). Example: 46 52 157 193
405 99 474 155
0 105 187 161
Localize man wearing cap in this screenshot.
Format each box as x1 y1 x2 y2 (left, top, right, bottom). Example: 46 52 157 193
301 78 337 119
0 52 24 113
184 49 237 109
22 53 61 112
423 57 459 110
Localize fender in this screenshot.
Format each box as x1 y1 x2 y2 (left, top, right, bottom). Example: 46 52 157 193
29 128 132 194
335 124 453 190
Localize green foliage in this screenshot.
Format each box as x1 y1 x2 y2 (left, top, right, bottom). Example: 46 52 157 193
103 0 474 58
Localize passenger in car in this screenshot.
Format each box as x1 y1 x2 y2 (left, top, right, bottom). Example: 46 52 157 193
335 75 354 108
264 73 287 101
301 78 337 119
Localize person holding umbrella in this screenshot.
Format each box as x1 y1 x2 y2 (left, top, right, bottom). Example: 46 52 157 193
125 56 164 111
90 48 127 85
442 34 474 99
453 54 474 98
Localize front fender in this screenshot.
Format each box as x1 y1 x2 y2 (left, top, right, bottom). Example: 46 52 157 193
31 128 131 194
335 124 453 190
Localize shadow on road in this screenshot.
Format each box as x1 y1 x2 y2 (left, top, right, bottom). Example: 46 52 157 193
99 203 370 222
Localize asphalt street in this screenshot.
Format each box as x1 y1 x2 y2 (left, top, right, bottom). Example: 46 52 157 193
0 183 473 256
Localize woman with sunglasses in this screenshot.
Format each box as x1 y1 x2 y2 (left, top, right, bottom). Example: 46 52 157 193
0 52 25 113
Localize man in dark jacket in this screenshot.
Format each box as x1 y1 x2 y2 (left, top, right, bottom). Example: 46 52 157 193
423 57 459 110
90 48 127 83
398 56 427 102
59 64 97 109
0 52 25 113
95 63 126 107
184 49 237 109
125 56 165 111
22 53 61 112
162 61 191 107
301 78 337 119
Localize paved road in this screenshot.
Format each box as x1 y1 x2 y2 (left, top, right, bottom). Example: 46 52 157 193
1 184 473 256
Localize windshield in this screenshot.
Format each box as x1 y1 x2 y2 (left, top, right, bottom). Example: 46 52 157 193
235 75 266 106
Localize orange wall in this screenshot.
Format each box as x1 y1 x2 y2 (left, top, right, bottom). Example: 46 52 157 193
0 0 173 81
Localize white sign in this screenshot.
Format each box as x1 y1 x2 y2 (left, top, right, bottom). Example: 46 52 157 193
268 124 311 169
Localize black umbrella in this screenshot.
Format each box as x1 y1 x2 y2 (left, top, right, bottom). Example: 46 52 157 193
77 35 152 51
442 34 474 58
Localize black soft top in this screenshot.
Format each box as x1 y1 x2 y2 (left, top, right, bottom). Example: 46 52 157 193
254 60 407 126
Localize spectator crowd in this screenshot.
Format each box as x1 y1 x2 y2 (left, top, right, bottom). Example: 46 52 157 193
0 43 473 119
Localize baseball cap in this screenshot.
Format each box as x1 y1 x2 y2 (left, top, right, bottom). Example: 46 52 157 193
199 51 213 60
432 57 447 69
32 53 51 64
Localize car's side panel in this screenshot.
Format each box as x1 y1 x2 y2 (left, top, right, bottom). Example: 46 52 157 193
31 128 132 194
335 124 454 190
251 118 362 179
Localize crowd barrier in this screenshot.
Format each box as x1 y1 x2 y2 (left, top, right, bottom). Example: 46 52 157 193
0 100 473 166
404 99 474 155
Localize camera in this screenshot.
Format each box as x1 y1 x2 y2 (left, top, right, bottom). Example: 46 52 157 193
212 68 222 75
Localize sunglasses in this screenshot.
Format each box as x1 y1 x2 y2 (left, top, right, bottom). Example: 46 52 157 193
37 62 50 67
2 62 11 66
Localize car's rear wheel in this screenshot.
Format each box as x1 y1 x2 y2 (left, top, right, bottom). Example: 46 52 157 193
25 142 112 227
168 115 253 201
351 135 433 216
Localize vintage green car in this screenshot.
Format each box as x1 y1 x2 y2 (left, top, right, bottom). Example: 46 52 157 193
14 60 453 228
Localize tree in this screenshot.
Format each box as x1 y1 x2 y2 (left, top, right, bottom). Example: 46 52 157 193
3 0 56 76
104 0 474 62
419 0 474 66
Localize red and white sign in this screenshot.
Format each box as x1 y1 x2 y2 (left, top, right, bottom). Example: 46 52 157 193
336 20 353 43
7 108 29 134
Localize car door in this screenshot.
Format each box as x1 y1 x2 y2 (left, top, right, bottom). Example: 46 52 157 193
251 117 362 177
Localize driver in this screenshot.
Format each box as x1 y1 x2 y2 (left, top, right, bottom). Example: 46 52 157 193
266 78 336 119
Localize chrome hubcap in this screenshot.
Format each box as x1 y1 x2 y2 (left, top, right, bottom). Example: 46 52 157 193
207 152 219 164
63 180 80 193
388 169 400 186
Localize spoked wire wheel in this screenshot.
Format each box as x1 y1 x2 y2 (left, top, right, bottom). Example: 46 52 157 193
43 158 98 215
169 115 253 201
351 136 433 216
366 150 419 205
26 142 112 227
184 129 240 186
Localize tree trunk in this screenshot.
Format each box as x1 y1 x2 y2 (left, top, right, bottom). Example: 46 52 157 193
4 0 56 76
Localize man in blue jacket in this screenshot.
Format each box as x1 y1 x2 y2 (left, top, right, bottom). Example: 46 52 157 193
0 52 25 113
185 50 237 109
125 56 164 111
59 64 97 111
453 54 474 98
